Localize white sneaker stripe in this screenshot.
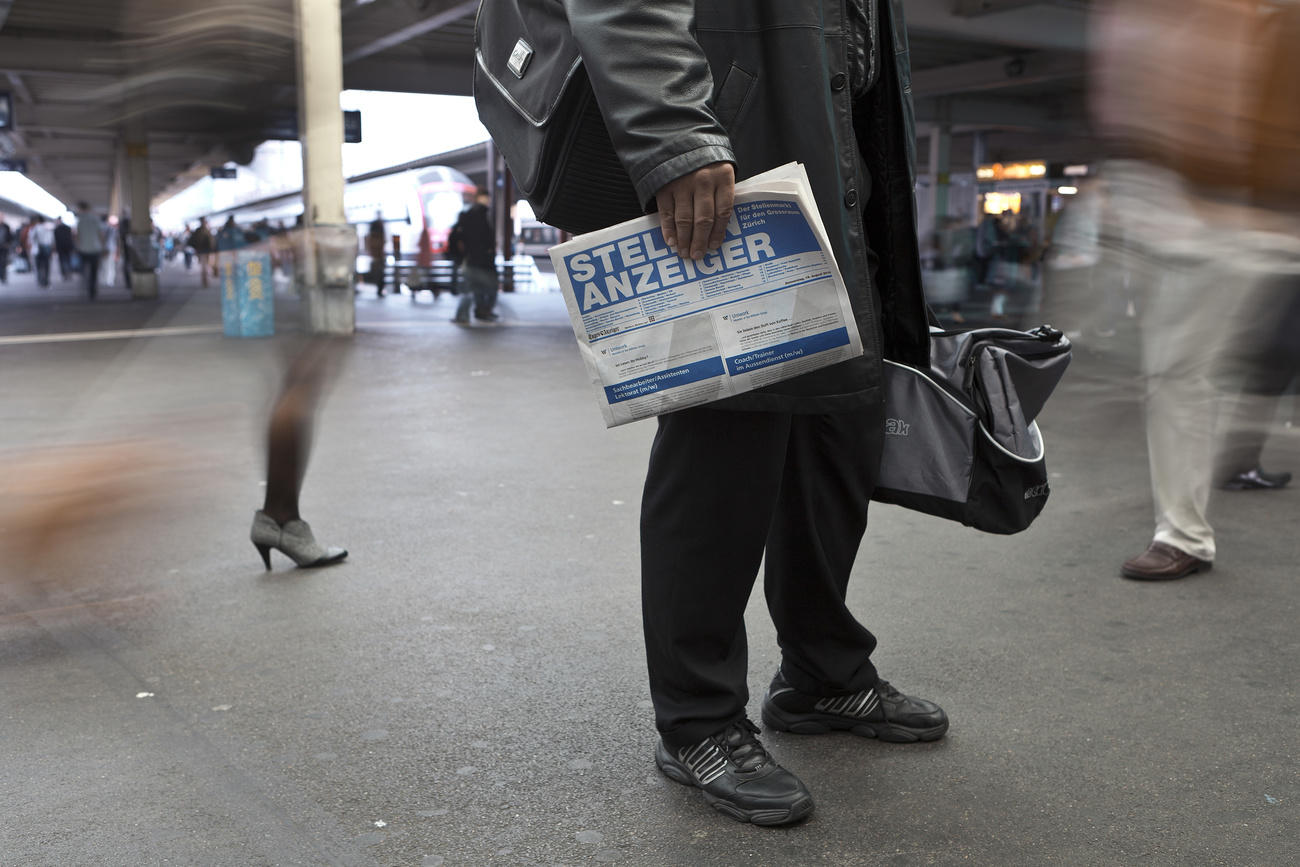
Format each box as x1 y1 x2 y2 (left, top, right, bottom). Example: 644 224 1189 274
813 688 879 718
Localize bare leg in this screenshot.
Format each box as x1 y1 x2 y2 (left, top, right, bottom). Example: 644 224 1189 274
261 339 342 526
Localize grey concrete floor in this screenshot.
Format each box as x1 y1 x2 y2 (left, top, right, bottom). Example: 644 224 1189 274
0 263 1296 866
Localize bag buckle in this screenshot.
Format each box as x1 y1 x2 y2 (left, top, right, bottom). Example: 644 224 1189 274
1028 324 1063 342
508 39 534 79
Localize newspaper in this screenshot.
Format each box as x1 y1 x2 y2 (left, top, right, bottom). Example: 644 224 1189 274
550 162 863 427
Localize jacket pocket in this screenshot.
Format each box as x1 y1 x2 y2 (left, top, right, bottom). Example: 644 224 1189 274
712 62 757 130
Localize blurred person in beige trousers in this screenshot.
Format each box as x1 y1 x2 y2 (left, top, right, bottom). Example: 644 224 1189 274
1091 0 1300 580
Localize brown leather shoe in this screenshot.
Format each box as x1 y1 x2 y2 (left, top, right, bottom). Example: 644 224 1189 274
1120 541 1212 581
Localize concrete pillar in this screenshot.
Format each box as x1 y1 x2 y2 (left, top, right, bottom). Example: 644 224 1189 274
484 139 509 292
124 125 159 299
109 143 125 224
972 131 988 220
294 0 354 335
928 123 952 228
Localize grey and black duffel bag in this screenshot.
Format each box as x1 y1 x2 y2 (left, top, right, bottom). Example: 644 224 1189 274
873 325 1072 534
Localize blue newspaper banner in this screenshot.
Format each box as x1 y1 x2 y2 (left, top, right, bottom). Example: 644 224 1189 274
604 356 726 405
560 199 822 316
725 327 852 376
220 251 274 337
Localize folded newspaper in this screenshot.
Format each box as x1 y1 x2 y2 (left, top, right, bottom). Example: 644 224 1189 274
550 162 864 427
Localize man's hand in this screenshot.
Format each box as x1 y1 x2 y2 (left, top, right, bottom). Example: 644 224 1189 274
655 162 736 260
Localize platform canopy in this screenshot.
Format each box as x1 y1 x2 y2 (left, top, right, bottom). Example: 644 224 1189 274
0 0 1091 215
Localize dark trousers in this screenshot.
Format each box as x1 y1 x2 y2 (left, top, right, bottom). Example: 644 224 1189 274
83 253 100 299
35 246 52 287
1217 277 1300 477
640 403 885 751
56 248 73 279
0 247 8 283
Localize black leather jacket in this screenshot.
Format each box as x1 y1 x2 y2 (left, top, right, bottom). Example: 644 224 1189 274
561 0 931 412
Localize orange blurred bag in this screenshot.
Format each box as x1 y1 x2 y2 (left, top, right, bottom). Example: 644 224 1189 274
1092 0 1300 206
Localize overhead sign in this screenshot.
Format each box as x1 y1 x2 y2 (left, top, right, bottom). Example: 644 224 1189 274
976 162 1047 181
343 110 362 144
265 109 362 143
0 158 28 173
210 166 238 179
0 91 11 131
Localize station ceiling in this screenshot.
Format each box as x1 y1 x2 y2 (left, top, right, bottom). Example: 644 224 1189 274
0 0 1091 216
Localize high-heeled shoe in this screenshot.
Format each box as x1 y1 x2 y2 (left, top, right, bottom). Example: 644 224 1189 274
250 510 347 569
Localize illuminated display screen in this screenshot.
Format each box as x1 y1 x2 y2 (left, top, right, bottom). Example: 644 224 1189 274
983 192 1022 215
976 162 1047 181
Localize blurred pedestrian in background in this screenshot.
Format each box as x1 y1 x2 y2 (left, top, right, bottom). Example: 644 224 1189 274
117 216 132 292
1091 0 1300 581
102 216 120 289
216 215 244 253
922 216 975 323
449 191 497 324
181 224 196 270
32 216 54 288
1215 275 1300 490
188 217 214 288
14 215 35 274
0 219 12 285
74 202 105 300
53 218 74 281
365 215 387 297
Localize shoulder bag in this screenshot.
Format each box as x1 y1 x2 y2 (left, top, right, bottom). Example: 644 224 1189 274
472 0 642 234
872 325 1072 534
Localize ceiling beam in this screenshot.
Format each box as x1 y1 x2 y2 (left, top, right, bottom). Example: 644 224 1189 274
0 37 123 75
953 0 1048 16
342 0 477 65
343 57 472 96
904 0 1087 51
910 51 1086 98
5 72 34 104
914 94 1080 132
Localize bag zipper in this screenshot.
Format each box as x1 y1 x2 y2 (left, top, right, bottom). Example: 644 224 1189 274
951 325 1066 393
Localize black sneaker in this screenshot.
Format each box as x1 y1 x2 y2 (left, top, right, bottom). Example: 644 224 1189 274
655 719 814 826
1221 467 1292 490
761 670 948 743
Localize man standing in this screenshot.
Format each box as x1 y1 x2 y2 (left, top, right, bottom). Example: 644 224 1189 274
74 202 105 300
546 0 944 824
449 192 498 324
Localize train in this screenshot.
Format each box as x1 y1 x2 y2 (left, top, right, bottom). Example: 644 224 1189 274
191 164 567 292
208 164 479 264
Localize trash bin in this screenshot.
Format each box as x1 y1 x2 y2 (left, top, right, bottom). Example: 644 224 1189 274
221 249 275 337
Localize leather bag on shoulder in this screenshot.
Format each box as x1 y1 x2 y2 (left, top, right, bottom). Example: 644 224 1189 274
473 1 642 234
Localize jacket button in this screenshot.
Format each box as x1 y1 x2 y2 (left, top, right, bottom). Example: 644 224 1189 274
831 73 847 91
844 188 858 208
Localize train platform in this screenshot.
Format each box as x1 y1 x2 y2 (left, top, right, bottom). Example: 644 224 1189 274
1 261 1296 866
